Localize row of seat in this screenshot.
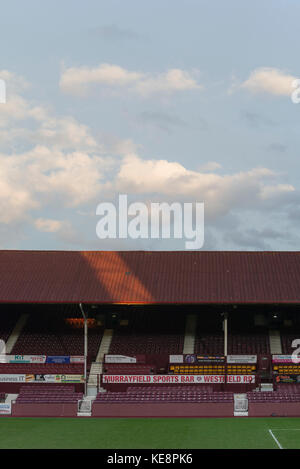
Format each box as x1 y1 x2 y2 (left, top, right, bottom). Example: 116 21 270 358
95 390 234 403
10 312 103 359
103 365 155 374
16 384 83 403
126 386 214 393
3 308 300 358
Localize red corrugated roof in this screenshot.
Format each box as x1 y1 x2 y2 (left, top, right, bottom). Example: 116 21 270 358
0 250 299 304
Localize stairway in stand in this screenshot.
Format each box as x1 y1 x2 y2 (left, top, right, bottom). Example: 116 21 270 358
183 314 197 354
87 329 113 396
269 329 282 354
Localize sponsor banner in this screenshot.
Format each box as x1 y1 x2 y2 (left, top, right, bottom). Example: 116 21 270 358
227 355 257 364
275 375 300 383
169 355 184 364
190 355 225 364
0 374 84 383
105 355 137 364
0 403 11 415
184 355 225 364
25 374 62 383
70 356 84 364
46 356 70 364
0 355 84 364
272 355 296 363
102 374 255 384
170 355 225 364
0 374 26 383
4 355 46 364
60 374 84 383
26 374 84 383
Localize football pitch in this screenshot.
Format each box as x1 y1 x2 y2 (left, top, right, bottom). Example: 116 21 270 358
0 417 300 449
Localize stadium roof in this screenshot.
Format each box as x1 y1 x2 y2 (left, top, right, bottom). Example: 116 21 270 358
0 251 300 304
0 250 299 304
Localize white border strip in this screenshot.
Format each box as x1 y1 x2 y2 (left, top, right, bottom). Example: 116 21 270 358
268 429 283 449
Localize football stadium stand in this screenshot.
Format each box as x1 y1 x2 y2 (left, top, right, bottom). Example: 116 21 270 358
11 308 103 360
0 250 300 418
16 385 83 403
109 310 185 355
0 311 20 343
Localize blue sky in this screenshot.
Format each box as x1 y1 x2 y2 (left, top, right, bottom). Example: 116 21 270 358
0 0 300 250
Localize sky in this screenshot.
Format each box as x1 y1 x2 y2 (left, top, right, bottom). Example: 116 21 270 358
0 0 300 251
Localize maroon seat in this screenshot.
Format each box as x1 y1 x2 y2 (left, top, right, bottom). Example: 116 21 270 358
103 364 155 375
11 310 103 359
16 385 83 404
95 390 234 403
109 311 185 355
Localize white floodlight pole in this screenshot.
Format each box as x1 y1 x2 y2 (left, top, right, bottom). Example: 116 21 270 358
223 312 228 357
79 303 88 396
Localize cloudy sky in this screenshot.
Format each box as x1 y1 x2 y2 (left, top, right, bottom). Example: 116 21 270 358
0 0 300 251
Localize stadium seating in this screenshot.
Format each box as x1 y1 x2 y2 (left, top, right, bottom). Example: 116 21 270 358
276 383 300 393
0 311 20 343
126 385 213 393
194 332 269 355
16 385 83 403
3 304 300 416
247 391 300 402
194 309 270 355
228 333 269 354
194 333 224 354
109 311 185 355
95 390 234 403
280 332 300 354
103 364 155 374
12 312 103 360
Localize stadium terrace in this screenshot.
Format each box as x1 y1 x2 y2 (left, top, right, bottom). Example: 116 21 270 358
1 250 300 419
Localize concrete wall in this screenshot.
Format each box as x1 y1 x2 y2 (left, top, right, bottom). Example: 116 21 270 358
248 402 300 417
92 402 233 417
12 403 77 417
7 401 300 418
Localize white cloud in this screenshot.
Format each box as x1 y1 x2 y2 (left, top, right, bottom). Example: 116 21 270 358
115 154 296 218
241 67 297 96
1 143 296 230
0 70 29 93
34 217 83 245
136 69 202 96
33 116 100 151
198 162 222 172
60 63 201 97
0 70 45 128
0 73 105 153
34 218 65 233
0 144 113 225
0 170 37 224
1 69 299 250
60 63 142 96
260 183 295 200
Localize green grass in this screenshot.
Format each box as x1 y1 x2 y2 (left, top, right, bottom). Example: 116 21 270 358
0 417 300 448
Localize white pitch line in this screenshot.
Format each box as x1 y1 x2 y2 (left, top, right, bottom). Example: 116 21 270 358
268 429 283 449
